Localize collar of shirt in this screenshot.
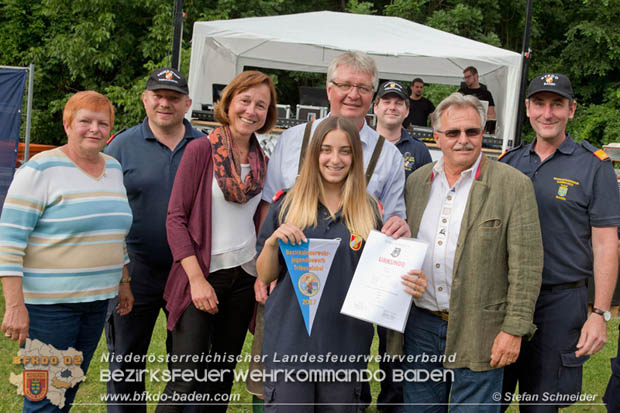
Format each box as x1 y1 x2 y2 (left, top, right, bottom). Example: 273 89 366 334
318 202 343 222
325 113 374 146
140 117 201 141
415 153 481 312
358 119 375 148
371 126 411 147
525 134 577 158
431 152 482 188
395 128 414 147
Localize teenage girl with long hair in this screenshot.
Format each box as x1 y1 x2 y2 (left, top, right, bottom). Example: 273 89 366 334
256 116 427 412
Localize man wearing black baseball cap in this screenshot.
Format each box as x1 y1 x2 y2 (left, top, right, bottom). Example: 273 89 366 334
499 73 620 412
104 67 205 412
146 67 190 94
374 80 432 180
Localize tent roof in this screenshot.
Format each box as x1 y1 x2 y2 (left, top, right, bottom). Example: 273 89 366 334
189 11 522 146
194 11 517 60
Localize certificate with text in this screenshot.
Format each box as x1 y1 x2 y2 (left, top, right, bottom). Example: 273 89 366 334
341 230 428 332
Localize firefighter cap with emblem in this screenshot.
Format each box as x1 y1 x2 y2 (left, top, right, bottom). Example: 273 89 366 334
527 73 573 100
377 80 408 101
146 67 189 95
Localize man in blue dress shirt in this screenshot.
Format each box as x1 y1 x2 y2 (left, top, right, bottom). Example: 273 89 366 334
258 52 410 302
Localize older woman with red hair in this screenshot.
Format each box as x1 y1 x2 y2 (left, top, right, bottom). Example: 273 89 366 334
0 90 133 412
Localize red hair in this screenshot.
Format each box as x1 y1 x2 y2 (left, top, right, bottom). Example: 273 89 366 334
63 91 115 128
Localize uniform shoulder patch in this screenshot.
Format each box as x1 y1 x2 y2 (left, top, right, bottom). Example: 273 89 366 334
497 144 523 161
106 128 127 145
272 189 285 202
594 149 610 161
581 140 610 161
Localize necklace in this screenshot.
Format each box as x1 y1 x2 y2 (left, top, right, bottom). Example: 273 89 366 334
230 135 250 164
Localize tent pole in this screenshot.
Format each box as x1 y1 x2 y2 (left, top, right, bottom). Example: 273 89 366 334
171 0 184 70
24 63 34 162
514 0 534 147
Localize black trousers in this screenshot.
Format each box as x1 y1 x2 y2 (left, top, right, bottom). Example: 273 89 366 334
105 252 172 413
502 285 588 413
263 373 362 413
156 266 256 413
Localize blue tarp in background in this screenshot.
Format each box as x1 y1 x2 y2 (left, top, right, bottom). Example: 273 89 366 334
0 69 27 211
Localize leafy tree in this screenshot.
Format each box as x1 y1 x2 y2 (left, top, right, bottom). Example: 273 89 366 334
570 84 620 147
0 0 345 145
426 3 500 46
2 0 620 148
346 0 377 14
384 0 429 22
1 0 178 143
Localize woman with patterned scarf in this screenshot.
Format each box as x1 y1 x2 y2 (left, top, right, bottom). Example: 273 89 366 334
157 71 277 413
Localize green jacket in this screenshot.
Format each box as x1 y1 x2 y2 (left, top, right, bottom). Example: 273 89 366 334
388 155 543 371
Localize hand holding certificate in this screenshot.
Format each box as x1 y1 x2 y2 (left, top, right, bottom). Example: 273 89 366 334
341 229 428 332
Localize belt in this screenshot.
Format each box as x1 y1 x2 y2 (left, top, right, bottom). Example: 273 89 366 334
540 279 587 292
419 307 449 322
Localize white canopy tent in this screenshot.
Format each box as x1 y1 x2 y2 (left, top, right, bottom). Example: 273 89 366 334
189 11 522 148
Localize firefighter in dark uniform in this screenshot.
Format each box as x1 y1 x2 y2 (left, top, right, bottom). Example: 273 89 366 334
499 73 620 412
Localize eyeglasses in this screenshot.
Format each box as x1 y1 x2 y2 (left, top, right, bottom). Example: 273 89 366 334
436 128 482 138
329 81 374 95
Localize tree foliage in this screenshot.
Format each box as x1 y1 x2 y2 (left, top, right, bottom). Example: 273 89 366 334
1 0 619 147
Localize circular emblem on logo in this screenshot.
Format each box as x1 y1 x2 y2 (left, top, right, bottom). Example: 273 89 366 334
298 272 320 297
165 71 174 80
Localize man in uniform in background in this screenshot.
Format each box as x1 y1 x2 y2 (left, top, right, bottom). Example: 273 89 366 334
375 80 432 180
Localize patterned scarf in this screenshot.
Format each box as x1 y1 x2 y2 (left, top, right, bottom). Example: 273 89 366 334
208 126 267 204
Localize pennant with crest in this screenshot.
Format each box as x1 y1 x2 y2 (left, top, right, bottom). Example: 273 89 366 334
279 238 340 335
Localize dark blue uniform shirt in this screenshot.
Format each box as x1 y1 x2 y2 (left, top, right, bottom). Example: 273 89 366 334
258 196 380 370
500 135 620 285
375 128 432 180
104 118 204 267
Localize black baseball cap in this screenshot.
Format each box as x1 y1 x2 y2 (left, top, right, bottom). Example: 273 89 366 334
146 67 189 95
377 81 408 101
527 73 573 100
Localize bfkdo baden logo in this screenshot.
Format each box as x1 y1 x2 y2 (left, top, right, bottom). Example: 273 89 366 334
23 370 48 402
9 339 85 409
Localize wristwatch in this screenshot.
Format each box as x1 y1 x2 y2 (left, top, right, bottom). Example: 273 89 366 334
592 307 611 321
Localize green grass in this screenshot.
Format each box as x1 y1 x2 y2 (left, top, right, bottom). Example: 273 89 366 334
0 289 616 412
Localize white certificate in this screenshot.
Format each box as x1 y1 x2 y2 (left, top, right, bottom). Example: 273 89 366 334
340 229 428 332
